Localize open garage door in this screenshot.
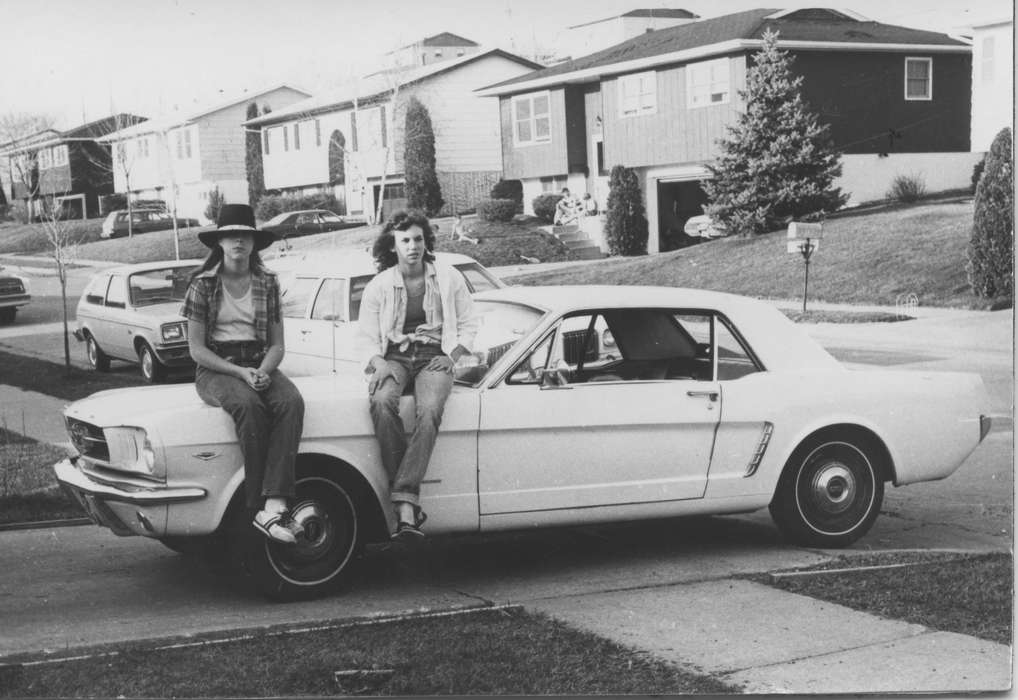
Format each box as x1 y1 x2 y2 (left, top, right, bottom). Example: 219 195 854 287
656 179 709 252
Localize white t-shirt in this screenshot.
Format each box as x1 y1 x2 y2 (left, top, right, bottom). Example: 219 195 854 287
211 284 257 342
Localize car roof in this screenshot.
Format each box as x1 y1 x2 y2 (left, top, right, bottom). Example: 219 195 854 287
264 250 486 277
265 209 331 223
472 285 841 373
99 259 206 276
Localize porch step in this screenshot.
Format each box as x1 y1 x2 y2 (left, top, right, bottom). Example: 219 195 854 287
571 245 604 260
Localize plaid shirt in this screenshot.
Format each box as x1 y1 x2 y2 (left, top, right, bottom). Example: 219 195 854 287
180 264 281 346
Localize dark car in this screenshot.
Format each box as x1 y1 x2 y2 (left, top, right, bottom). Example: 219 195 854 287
0 266 30 323
100 209 200 239
261 209 361 240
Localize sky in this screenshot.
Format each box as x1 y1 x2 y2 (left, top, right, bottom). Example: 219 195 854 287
0 0 1012 131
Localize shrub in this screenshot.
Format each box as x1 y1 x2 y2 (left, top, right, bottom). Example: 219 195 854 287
886 173 927 203
532 193 561 223
604 165 648 256
255 195 288 221
490 179 523 210
476 198 517 222
204 186 226 223
971 156 986 194
967 128 1013 300
404 97 444 216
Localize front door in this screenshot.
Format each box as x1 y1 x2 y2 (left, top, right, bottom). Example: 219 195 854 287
477 309 722 516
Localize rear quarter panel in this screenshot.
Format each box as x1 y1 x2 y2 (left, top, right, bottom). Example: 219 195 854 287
706 368 990 501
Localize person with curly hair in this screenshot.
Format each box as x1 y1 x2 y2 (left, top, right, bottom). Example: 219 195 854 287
356 210 478 541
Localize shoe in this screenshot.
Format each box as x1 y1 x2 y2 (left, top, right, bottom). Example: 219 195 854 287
391 508 427 542
252 510 299 544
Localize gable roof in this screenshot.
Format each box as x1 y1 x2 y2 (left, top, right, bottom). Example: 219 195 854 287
478 7 970 96
0 114 147 154
96 84 312 142
570 8 699 29
245 49 543 127
421 32 479 47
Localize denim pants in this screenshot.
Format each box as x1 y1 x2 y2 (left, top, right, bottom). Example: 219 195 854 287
369 342 454 508
195 366 305 509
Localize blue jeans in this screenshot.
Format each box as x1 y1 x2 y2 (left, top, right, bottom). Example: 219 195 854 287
368 342 453 508
195 366 305 509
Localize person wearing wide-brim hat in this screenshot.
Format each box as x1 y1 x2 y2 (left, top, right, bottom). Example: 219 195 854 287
182 203 306 544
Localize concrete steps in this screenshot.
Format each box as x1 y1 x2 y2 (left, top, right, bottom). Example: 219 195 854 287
547 224 603 260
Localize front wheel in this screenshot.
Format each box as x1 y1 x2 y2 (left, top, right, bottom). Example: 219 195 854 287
139 343 166 383
237 470 361 601
769 437 884 548
0 307 16 324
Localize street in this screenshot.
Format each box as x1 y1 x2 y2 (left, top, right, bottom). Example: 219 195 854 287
0 259 1012 666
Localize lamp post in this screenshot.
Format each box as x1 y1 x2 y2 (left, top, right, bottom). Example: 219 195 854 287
787 222 823 313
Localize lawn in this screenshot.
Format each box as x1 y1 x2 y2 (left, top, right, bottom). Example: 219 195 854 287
506 199 999 309
0 607 735 697
0 427 81 525
0 349 143 401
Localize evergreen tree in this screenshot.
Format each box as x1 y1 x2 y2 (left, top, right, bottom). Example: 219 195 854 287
404 97 444 216
604 165 648 256
245 102 265 209
704 29 847 235
967 127 1013 300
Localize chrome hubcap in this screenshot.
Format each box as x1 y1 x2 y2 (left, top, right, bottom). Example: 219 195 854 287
141 350 152 377
809 462 855 515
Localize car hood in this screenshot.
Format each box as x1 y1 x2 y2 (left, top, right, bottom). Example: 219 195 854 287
130 301 187 324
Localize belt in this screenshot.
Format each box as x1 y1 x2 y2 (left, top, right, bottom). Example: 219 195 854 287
209 340 265 368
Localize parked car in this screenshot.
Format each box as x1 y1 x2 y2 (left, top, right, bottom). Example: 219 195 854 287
54 286 991 600
100 209 201 239
683 214 726 239
0 265 30 323
74 260 203 381
266 250 505 376
261 210 361 240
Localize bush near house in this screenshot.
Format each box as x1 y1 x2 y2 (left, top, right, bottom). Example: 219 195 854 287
476 198 517 222
490 179 523 211
967 127 1013 301
532 193 561 223
604 165 648 256
404 97 444 217
886 173 927 203
204 186 226 223
255 194 344 221
970 156 986 194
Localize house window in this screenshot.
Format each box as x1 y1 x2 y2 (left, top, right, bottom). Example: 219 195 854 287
618 71 657 117
596 139 607 176
54 145 68 166
539 176 566 192
39 148 52 169
263 129 270 155
687 58 730 108
183 129 192 158
315 119 321 147
905 57 932 100
511 91 551 146
981 37 995 84
141 138 149 158
293 123 300 150
434 50 443 58
283 126 289 151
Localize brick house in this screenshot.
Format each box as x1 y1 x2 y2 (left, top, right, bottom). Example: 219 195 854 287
477 8 976 253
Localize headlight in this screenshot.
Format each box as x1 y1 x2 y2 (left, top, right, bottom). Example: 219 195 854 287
161 322 186 342
17 276 29 294
103 427 158 477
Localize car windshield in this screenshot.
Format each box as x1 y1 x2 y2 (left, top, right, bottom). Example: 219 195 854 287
129 265 199 306
454 300 544 386
319 212 343 223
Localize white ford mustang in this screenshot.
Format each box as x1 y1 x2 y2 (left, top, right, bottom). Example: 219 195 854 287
54 286 992 599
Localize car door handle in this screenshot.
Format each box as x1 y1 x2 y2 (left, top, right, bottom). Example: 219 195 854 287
687 390 719 401
300 329 312 335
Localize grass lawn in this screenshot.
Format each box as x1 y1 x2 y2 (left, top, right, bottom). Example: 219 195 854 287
0 428 80 525
0 607 736 697
507 199 1003 309
754 551 1012 645
0 349 142 401
0 220 104 256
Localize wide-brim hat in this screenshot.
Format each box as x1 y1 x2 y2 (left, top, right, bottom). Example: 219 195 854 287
198 203 279 251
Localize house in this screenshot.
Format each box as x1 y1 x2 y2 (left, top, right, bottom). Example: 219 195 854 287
0 114 146 220
244 48 543 221
97 85 311 223
387 32 481 68
477 8 977 254
558 8 700 61
963 16 1013 152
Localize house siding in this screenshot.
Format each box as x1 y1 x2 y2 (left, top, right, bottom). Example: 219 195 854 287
501 88 569 179
602 57 745 169
791 50 972 153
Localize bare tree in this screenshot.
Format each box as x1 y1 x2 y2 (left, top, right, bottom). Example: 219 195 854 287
35 196 86 373
0 112 56 221
85 113 148 237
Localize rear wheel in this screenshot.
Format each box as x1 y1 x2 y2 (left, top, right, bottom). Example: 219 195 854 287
139 343 166 383
769 436 884 548
237 469 362 601
85 333 111 372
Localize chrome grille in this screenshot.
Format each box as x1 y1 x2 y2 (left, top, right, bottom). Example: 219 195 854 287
66 418 109 461
0 278 25 295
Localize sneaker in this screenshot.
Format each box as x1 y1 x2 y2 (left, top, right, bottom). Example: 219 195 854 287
252 510 299 544
391 508 427 542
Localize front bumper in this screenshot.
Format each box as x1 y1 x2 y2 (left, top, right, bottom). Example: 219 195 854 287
154 341 195 368
0 294 30 308
55 456 206 537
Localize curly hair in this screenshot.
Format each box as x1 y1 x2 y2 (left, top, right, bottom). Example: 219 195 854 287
371 209 437 271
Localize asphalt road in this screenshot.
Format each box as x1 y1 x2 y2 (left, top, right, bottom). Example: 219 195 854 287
0 268 1011 661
